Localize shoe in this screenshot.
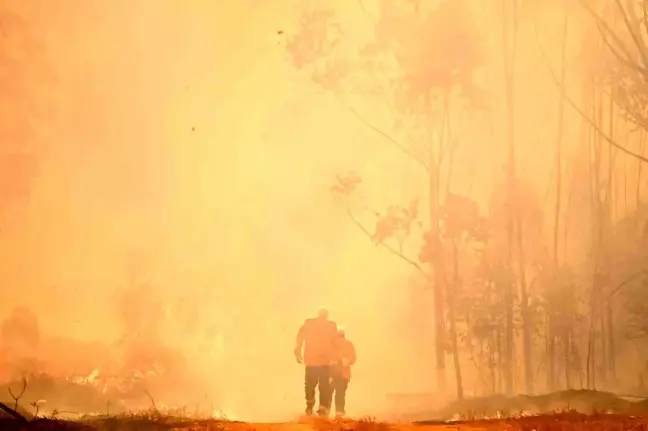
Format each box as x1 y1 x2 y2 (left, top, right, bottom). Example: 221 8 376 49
317 406 330 417
335 411 345 418
305 406 314 416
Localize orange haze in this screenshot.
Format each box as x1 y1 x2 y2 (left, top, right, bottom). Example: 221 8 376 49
0 0 645 422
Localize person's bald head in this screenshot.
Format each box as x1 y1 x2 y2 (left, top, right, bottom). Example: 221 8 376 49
317 306 329 320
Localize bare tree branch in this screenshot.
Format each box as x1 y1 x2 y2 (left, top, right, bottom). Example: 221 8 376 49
608 269 648 297
597 19 644 73
613 0 648 69
579 0 648 134
603 88 648 131
343 102 430 171
344 206 429 276
579 0 645 74
625 332 648 340
642 1 648 40
8 376 27 412
562 83 648 163
534 31 648 164
356 0 376 25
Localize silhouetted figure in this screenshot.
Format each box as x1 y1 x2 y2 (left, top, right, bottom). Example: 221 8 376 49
331 326 356 418
294 306 337 417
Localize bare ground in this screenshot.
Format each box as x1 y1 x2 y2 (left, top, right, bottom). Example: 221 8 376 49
1 413 648 431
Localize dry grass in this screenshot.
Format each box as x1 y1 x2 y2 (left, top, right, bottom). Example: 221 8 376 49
436 411 648 431
1 411 648 430
309 416 392 431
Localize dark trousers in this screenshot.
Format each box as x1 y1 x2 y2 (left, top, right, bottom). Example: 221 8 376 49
304 365 332 410
331 375 349 414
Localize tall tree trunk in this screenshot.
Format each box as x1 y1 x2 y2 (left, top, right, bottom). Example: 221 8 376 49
549 6 569 392
624 156 628 214
445 131 465 400
563 173 573 269
638 130 645 207
496 326 504 393
598 88 617 388
563 164 575 389
489 326 496 393
501 0 519 396
606 301 616 381
565 333 571 388
516 220 533 394
450 240 464 400
429 107 446 392
607 90 615 223
586 87 604 390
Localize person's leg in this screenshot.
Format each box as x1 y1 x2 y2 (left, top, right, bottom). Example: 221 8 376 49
329 372 337 416
317 366 332 415
304 366 318 415
335 378 349 416
331 375 340 415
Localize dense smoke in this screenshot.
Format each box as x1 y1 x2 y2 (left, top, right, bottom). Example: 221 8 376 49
2 0 648 423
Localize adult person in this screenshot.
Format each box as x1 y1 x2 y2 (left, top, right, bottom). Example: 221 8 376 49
294 306 338 416
330 326 356 418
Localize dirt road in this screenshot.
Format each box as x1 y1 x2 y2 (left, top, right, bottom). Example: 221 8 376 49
216 420 486 431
